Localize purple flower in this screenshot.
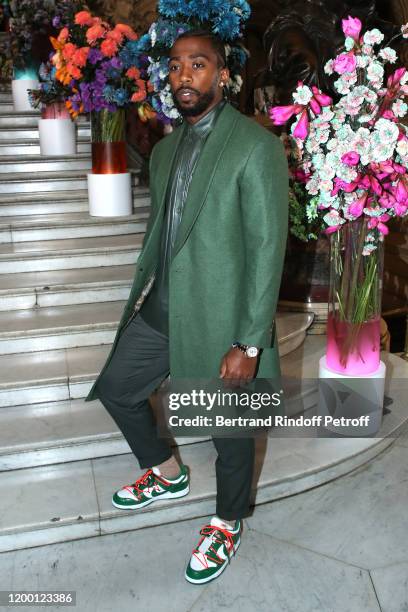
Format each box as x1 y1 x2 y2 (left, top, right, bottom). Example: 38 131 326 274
52 16 61 28
88 48 103 65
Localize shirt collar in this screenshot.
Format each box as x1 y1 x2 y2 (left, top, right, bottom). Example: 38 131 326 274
185 99 226 138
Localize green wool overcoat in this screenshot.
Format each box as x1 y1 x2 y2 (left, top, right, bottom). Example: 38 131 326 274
86 102 288 402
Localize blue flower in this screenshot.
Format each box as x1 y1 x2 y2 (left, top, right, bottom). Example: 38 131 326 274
213 11 241 39
113 88 129 106
103 85 115 103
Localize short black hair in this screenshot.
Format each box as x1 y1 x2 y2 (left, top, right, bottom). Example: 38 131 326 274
173 28 227 69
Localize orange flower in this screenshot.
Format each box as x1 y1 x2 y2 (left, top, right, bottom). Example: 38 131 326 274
66 99 83 119
107 28 124 44
62 42 77 61
126 66 140 80
100 38 118 57
147 81 154 92
57 27 69 43
115 23 138 40
86 24 106 44
136 79 146 92
66 63 82 79
74 11 93 26
131 88 147 103
72 47 90 67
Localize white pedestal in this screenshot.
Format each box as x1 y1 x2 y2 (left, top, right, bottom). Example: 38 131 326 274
38 119 76 156
12 79 39 112
317 356 386 436
87 173 132 217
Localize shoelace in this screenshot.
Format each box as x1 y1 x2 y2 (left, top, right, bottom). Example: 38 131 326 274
124 469 161 500
192 525 237 568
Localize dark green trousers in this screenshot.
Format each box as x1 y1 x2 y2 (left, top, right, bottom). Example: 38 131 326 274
95 313 255 520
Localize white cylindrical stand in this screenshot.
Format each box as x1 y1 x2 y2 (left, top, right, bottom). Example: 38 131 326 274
12 79 39 112
38 119 76 156
317 356 386 436
87 173 132 217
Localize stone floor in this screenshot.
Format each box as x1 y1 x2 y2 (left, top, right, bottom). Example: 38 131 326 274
1 428 407 612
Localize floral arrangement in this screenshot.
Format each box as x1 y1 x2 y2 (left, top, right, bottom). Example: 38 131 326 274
51 10 150 118
270 16 408 369
9 0 55 69
120 0 251 123
270 16 408 250
28 60 71 111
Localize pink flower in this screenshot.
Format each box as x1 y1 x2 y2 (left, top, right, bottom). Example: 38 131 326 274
309 97 321 115
342 151 360 166
368 214 390 235
293 109 309 139
395 179 408 203
100 38 118 57
311 86 332 107
333 52 357 74
387 67 406 89
74 11 93 26
324 225 341 235
269 104 302 125
342 16 362 41
348 193 367 217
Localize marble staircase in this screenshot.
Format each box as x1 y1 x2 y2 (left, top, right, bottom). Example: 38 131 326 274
0 90 406 554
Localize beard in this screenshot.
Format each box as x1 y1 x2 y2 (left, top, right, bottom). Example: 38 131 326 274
172 75 219 117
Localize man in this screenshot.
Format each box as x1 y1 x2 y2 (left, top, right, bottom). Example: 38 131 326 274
86 29 288 584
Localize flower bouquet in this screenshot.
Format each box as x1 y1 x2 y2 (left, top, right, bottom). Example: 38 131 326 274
51 10 151 215
270 16 408 375
28 61 77 155
120 0 251 123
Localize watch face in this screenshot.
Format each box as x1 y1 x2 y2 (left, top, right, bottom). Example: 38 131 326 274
246 346 259 358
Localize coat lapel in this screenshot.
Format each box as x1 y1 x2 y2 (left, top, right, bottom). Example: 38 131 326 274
173 103 239 256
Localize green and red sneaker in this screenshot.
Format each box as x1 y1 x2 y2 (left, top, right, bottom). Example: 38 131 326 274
185 517 241 584
112 465 189 510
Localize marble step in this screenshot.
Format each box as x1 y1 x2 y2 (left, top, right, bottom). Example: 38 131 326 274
0 312 314 406
0 124 90 141
0 153 92 174
0 101 13 112
0 398 210 471
0 264 135 311
0 90 12 102
0 233 144 274
0 336 322 471
0 168 140 194
0 209 149 244
0 186 150 216
0 138 91 155
0 420 401 553
0 111 40 127
0 300 126 355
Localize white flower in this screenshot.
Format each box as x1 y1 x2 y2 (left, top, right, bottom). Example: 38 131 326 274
374 117 400 144
371 142 396 163
324 59 334 75
357 55 370 68
401 23 408 38
345 37 355 50
396 139 408 158
401 72 408 85
367 61 384 84
149 23 157 46
379 47 397 63
392 99 408 118
323 209 345 227
293 85 313 105
363 29 384 45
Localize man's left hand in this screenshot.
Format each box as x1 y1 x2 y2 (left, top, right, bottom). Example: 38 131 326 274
219 347 258 386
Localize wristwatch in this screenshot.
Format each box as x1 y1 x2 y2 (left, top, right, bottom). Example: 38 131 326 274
232 342 260 358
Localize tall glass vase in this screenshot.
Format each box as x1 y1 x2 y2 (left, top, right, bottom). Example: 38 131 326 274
326 217 384 375
90 108 127 174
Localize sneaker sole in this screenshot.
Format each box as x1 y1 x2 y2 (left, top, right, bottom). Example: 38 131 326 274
112 485 190 510
184 538 241 585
